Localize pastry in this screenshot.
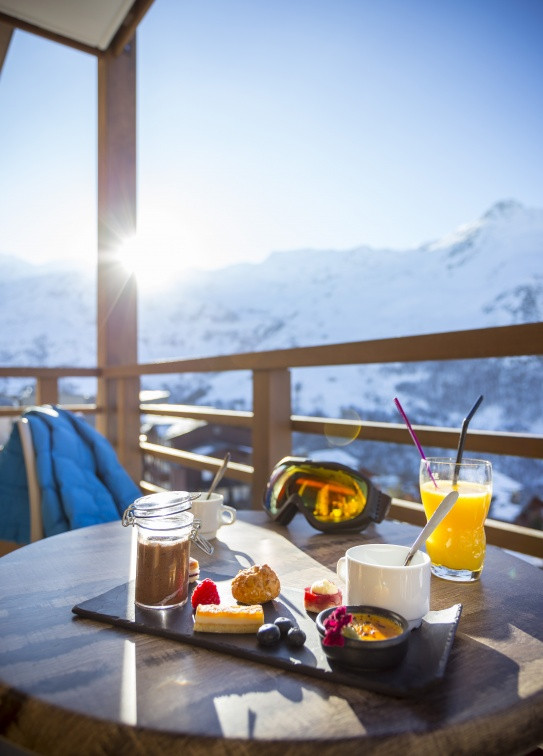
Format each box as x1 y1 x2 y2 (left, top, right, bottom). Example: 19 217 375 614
193 604 264 633
304 578 342 613
189 557 200 583
231 564 281 604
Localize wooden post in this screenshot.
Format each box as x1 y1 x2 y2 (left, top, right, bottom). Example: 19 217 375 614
0 22 13 75
35 377 58 406
96 39 140 483
116 376 140 475
252 369 292 508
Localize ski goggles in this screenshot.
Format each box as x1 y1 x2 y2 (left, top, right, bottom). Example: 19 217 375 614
263 457 391 533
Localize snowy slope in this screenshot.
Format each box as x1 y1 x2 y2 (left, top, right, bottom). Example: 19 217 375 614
1 199 541 417
1 199 542 516
139 199 542 361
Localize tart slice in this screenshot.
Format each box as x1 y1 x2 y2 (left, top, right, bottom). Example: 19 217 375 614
193 604 264 633
304 579 343 613
189 557 200 583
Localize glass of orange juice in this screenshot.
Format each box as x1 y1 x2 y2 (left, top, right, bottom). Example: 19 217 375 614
419 457 492 582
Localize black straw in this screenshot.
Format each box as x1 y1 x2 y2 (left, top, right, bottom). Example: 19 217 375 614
453 395 484 484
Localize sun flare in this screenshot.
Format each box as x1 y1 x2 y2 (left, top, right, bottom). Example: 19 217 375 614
115 214 197 291
116 234 175 291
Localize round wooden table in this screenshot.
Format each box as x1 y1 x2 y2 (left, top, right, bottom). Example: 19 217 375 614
0 511 542 755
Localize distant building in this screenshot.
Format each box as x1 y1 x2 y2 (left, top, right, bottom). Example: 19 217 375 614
142 419 252 508
513 491 543 531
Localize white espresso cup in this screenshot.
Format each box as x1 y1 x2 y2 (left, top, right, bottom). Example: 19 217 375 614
337 543 431 626
190 493 236 539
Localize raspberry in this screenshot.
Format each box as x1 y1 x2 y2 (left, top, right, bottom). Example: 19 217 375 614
191 578 220 609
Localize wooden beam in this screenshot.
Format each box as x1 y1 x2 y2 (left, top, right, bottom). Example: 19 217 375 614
483 517 543 559
0 11 103 58
0 20 13 76
96 40 140 482
139 441 253 483
0 367 98 378
140 403 542 458
103 322 543 376
291 417 543 459
140 403 253 428
0 405 98 419
109 0 156 57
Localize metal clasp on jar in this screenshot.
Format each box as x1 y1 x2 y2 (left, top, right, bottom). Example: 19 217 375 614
190 520 214 555
122 504 136 527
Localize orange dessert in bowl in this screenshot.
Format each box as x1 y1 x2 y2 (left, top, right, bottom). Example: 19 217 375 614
316 605 410 670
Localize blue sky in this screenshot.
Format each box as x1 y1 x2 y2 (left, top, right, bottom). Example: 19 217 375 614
1 0 542 277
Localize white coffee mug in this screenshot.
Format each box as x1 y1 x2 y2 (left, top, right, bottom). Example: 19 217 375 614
337 543 431 626
191 493 236 539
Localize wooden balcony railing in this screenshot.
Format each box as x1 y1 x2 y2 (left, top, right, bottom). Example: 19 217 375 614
1 322 542 557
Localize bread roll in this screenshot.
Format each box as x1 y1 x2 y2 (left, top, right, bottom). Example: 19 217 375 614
231 564 280 604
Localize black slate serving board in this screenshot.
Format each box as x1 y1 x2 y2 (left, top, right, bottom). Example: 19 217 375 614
72 580 461 698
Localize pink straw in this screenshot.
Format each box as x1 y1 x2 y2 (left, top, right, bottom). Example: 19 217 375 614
393 397 438 488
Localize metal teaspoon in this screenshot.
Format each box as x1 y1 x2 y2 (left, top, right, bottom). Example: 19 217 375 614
206 452 231 499
403 490 459 566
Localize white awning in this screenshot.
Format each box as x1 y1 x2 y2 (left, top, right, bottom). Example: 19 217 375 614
0 0 154 60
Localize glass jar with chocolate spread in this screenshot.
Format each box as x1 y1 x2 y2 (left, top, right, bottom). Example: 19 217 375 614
122 491 212 610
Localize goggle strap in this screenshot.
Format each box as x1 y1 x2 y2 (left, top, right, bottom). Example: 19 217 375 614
274 493 299 525
368 488 392 523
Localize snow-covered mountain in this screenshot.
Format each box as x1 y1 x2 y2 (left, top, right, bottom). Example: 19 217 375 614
1 198 540 370
141 199 542 361
1 199 542 518
135 199 542 428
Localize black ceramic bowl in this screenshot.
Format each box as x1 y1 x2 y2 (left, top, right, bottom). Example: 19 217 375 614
316 605 411 670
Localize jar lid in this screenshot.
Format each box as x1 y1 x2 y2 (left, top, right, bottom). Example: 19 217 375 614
121 491 214 555
122 490 197 526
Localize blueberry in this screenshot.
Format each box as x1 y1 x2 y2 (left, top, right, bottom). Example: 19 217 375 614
286 626 306 648
274 617 294 637
257 623 281 647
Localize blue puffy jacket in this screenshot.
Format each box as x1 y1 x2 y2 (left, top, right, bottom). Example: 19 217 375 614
0 406 141 544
